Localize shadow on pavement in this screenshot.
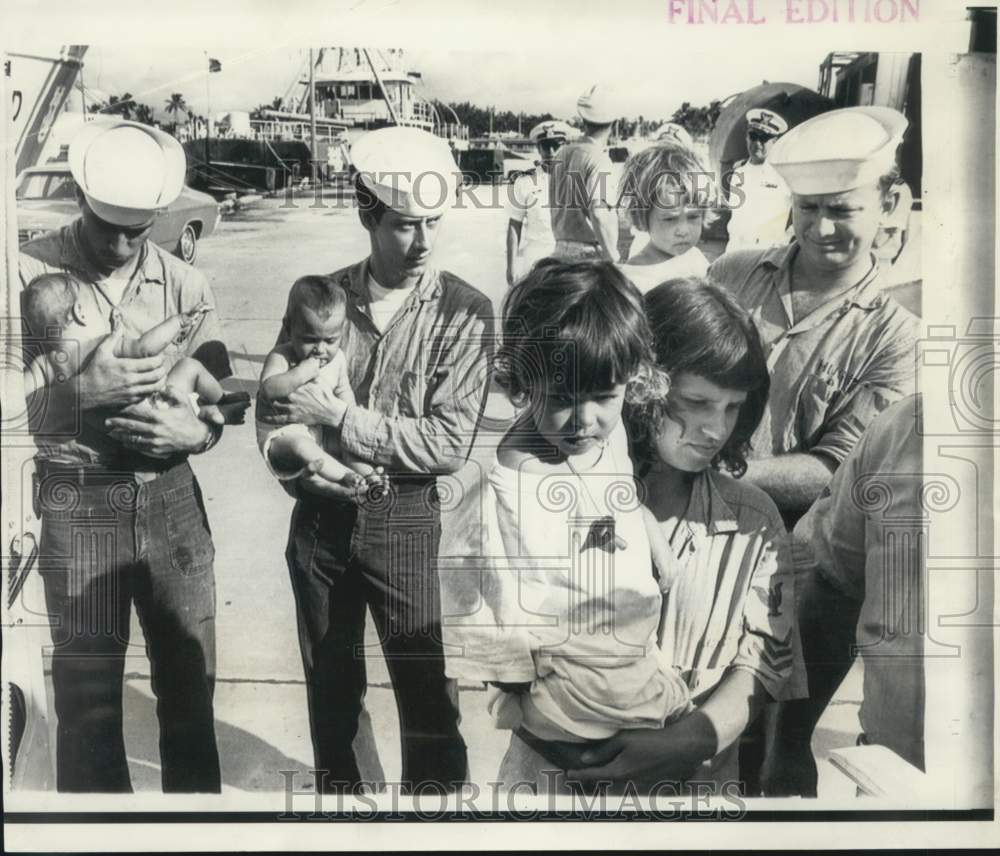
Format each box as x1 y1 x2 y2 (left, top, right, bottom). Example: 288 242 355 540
123 681 312 793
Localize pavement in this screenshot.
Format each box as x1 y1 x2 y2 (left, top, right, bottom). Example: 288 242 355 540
38 185 864 799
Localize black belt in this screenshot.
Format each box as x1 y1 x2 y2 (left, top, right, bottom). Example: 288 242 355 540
514 726 596 771
34 457 183 486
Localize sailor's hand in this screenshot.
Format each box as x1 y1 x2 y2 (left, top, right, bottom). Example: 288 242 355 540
79 328 166 409
106 387 213 456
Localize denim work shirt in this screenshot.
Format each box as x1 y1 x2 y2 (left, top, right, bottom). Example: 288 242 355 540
280 259 495 477
19 220 227 468
708 243 920 467
652 467 805 784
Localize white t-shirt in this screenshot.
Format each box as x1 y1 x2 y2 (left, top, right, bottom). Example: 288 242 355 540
726 159 792 251
507 169 555 281
366 274 415 332
620 245 710 294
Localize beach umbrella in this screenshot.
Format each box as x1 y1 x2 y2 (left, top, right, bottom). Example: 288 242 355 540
709 82 834 167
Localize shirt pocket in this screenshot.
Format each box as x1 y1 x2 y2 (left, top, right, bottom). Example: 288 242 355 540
794 368 844 446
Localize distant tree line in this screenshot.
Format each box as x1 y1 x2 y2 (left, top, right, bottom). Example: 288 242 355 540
443 99 723 140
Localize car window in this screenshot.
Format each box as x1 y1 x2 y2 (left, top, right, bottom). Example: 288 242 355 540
46 174 77 200
16 172 75 201
16 174 49 200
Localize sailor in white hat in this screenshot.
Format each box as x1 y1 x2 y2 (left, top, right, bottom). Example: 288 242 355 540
708 104 917 521
725 107 793 252
709 106 918 795
505 120 575 285
258 123 493 793
547 85 619 261
18 118 237 793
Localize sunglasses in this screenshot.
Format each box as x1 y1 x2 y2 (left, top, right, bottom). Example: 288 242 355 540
538 139 565 152
747 130 777 144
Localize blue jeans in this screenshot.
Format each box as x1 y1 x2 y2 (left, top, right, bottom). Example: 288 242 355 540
286 477 468 793
37 460 220 793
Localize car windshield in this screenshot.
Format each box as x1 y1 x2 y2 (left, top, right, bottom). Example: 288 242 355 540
16 172 76 201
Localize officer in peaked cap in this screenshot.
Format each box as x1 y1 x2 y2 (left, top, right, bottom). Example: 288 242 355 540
259 123 493 794
548 85 620 261
707 105 919 795
505 120 575 285
18 118 239 793
725 107 793 252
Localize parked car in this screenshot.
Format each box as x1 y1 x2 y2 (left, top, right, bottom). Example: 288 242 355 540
15 165 220 264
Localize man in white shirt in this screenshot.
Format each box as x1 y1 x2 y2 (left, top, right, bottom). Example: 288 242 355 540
725 108 792 252
505 120 572 285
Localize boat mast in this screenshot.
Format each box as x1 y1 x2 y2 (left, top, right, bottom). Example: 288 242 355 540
362 49 400 126
309 48 318 182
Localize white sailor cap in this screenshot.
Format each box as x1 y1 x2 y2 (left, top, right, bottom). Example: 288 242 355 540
529 120 574 144
576 85 616 126
655 123 694 147
351 126 458 218
768 106 908 195
745 108 788 137
69 119 186 227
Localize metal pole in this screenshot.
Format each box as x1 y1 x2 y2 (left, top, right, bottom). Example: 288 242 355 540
309 48 318 184
362 49 400 125
204 60 211 177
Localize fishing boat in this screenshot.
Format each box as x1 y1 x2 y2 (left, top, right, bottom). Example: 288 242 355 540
186 48 467 197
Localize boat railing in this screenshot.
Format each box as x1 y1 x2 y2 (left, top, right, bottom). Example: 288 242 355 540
247 119 346 144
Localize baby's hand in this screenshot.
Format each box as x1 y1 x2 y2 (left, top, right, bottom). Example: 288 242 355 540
297 355 324 381
176 302 213 340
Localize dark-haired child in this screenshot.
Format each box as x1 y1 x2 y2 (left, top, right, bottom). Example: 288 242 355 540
448 259 692 788
565 276 802 790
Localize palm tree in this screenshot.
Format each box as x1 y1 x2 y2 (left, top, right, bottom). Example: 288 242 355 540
133 103 156 126
89 93 135 119
164 93 189 124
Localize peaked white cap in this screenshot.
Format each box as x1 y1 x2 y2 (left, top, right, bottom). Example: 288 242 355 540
746 108 789 136
69 119 186 226
351 126 458 217
576 84 616 125
529 120 575 144
768 106 908 195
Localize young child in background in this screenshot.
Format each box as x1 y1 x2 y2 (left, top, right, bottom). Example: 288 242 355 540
447 259 691 787
256 275 385 492
21 271 221 408
618 142 713 294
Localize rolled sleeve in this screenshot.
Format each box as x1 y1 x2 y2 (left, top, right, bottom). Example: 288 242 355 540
506 176 531 223
810 317 918 466
338 308 493 473
730 513 803 701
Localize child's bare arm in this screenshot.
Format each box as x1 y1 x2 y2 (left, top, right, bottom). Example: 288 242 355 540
330 352 356 405
126 302 212 358
259 350 321 401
